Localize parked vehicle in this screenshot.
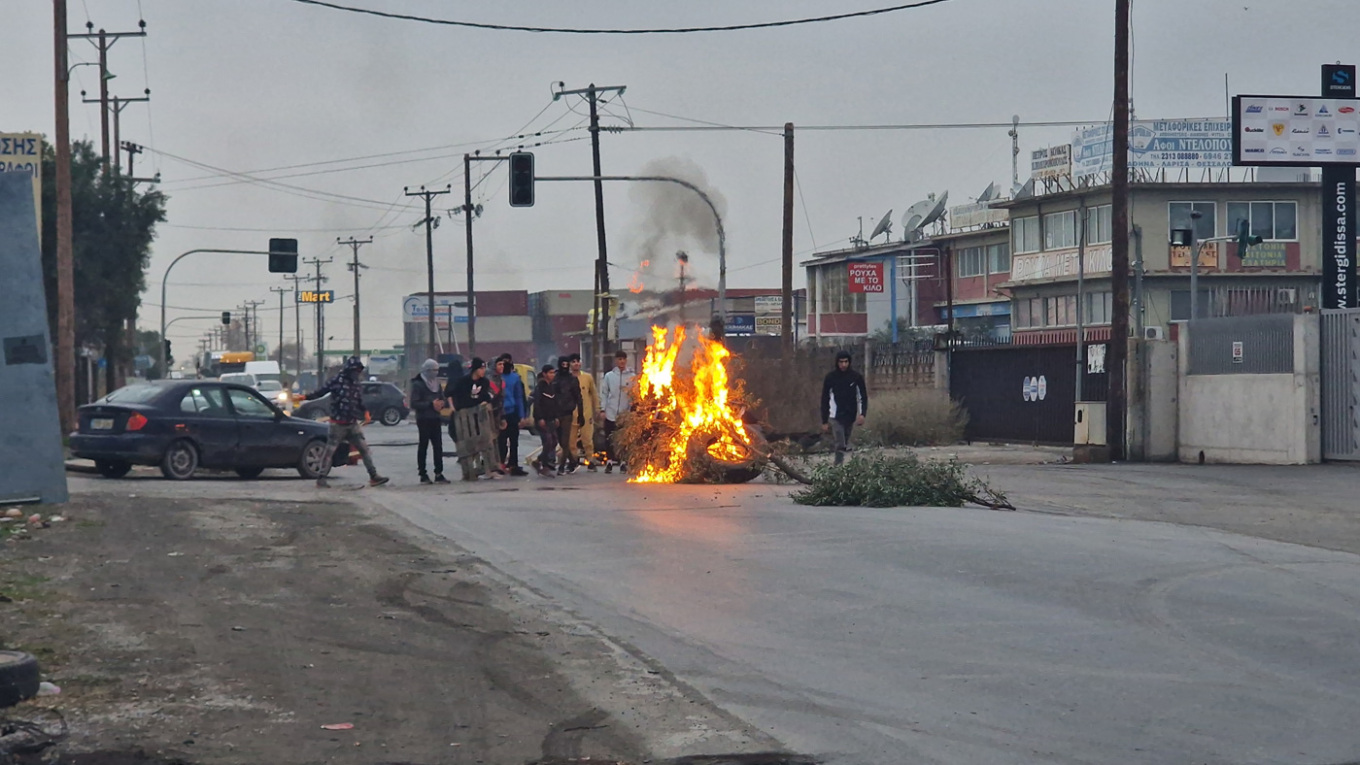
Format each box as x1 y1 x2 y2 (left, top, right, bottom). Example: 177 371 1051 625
69 381 347 480
244 360 282 385
219 372 258 387
294 381 409 426
256 379 293 414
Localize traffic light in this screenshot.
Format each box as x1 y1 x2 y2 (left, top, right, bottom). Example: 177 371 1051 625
163 339 173 365
1236 219 1263 256
221 311 231 325
508 152 534 207
268 237 298 273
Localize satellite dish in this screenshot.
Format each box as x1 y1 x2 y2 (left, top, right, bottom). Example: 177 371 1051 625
977 181 999 202
919 191 949 230
869 209 893 241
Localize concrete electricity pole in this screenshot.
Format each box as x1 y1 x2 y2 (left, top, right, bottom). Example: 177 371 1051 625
554 82 626 379
782 122 795 353
270 286 289 368
338 236 372 357
404 185 451 361
284 274 305 375
244 300 265 353
304 258 332 380
53 0 76 429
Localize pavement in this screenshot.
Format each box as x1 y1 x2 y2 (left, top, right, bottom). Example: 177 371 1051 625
58 422 1360 764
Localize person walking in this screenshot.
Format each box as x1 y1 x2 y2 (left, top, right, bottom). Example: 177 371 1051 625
449 357 498 480
554 356 584 474
820 350 868 466
599 350 636 474
531 365 561 477
570 354 600 471
409 358 449 484
486 356 508 475
496 353 530 476
307 356 390 488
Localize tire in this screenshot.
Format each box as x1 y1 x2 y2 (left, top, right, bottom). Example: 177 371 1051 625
0 650 41 708
379 406 402 426
160 440 199 480
95 459 132 479
297 439 328 479
234 467 265 479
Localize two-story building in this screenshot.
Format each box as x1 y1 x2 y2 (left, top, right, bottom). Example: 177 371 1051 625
802 240 945 342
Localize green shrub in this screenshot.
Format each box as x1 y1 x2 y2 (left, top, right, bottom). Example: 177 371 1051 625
791 452 1003 508
857 388 967 447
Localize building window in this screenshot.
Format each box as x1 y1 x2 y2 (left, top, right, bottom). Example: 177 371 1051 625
1226 201 1298 241
988 242 1010 274
1168 201 1216 241
1015 298 1030 327
957 246 986 278
1084 291 1112 324
1086 205 1112 245
1013 216 1040 254
818 264 866 314
1043 210 1077 250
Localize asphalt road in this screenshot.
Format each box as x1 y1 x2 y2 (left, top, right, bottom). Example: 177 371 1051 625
344 424 1360 765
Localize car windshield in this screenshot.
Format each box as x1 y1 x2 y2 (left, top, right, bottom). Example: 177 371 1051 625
101 384 166 404
256 380 283 392
220 373 256 386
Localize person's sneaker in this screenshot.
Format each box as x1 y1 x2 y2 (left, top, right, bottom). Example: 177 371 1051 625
557 465 566 476
567 463 581 475
315 477 330 488
587 463 598 473
369 476 390 487
538 466 556 477
604 462 614 474
419 475 433 485
509 466 529 477
434 474 450 484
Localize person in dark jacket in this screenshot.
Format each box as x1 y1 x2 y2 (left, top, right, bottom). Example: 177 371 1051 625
531 365 560 477
820 350 868 466
307 356 389 488
449 357 493 410
554 356 585 474
409 358 449 484
495 354 530 476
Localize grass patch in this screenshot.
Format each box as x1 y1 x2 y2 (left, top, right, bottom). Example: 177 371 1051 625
0 573 52 602
857 388 967 447
791 453 1010 509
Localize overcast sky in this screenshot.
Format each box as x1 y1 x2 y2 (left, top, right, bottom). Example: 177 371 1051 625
7 0 1358 353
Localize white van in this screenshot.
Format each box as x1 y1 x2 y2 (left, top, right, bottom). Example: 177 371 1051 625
244 360 282 385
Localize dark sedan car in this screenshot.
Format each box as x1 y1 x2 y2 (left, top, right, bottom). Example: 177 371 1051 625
70 381 341 480
294 381 409 426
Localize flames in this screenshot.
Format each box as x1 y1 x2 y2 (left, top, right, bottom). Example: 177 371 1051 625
627 260 650 294
629 325 754 483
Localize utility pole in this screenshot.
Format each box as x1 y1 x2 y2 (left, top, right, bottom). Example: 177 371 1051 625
554 82 626 378
53 0 76 433
68 19 145 175
339 236 372 357
83 91 151 174
270 286 289 369
285 274 305 376
461 153 505 357
244 300 265 353
1108 0 1131 461
782 122 795 354
304 258 332 380
404 184 451 361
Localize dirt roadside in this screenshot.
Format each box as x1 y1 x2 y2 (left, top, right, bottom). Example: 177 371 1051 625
0 489 794 765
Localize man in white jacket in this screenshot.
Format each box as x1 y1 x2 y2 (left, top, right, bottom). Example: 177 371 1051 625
599 350 636 474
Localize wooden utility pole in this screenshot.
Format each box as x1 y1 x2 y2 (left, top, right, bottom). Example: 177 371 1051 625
270 286 289 368
404 185 451 361
339 236 372 357
782 123 795 353
68 20 145 174
53 0 75 430
304 258 332 379
1108 0 1131 460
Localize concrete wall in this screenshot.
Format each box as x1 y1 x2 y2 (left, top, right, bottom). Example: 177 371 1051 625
1128 338 1179 461
1177 314 1321 464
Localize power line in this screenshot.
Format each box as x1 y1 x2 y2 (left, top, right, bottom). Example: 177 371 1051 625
614 119 1104 133
288 0 958 34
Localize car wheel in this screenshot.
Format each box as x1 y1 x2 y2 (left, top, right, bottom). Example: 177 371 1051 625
160 440 199 480
380 406 402 426
235 467 265 479
297 439 328 479
95 459 132 479
0 650 41 708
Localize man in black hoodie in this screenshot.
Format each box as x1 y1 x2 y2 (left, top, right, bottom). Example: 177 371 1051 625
820 350 868 466
554 355 584 474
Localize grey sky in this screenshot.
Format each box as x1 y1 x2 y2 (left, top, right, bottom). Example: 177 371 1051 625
7 0 1357 352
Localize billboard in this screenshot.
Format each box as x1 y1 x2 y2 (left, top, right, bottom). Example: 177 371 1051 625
402 294 469 324
1232 95 1360 166
1072 119 1233 178
0 134 42 241
847 261 885 293
1030 144 1072 180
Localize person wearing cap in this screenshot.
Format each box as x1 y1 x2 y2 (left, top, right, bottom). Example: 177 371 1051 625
449 357 498 480
530 365 561 477
820 350 868 466
307 356 389 487
409 358 450 484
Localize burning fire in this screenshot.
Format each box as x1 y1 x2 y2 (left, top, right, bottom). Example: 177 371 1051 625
630 325 754 483
627 260 650 294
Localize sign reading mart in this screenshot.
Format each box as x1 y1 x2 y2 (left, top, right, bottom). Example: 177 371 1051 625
1009 244 1112 283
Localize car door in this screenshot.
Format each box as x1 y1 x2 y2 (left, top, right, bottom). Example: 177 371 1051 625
224 386 287 466
176 385 239 467
360 383 381 417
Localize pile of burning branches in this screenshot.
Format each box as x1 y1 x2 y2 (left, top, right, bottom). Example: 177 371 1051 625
617 325 767 484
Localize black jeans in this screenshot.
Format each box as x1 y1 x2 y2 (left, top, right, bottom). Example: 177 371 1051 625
498 419 520 467
557 415 579 468
416 418 444 478
603 418 619 462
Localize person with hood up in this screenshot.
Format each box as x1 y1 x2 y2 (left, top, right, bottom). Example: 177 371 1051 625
531 365 561 477
554 356 584 474
820 350 868 466
495 353 530 476
307 356 390 488
449 357 498 480
409 359 449 484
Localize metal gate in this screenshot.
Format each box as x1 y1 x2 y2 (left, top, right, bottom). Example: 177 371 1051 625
950 344 1108 445
1321 309 1360 460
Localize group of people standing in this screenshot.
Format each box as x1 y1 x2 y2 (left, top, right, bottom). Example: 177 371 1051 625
530 350 635 477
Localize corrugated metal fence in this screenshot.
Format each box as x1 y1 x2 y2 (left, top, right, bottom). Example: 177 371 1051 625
1321 310 1360 461
1186 314 1294 376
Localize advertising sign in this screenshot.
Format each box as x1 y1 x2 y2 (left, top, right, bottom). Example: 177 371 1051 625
402 295 469 324
1072 119 1233 178
1238 241 1288 268
754 315 783 335
1170 242 1220 269
753 295 782 314
726 314 756 337
1322 164 1357 308
1322 64 1357 99
297 290 334 303
949 200 1008 229
847 261 885 293
1232 95 1360 166
1030 144 1072 180
0 133 42 240
1009 244 1112 283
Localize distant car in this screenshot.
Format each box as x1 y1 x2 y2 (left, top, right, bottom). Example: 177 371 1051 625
294 381 409 426
256 379 293 414
220 372 257 387
69 381 346 480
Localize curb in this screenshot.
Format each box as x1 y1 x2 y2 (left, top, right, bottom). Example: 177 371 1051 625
64 460 99 475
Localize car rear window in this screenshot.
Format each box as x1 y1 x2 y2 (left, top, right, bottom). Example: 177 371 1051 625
102 385 166 404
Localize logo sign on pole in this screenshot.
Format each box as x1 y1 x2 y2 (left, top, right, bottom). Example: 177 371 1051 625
1322 165 1356 309
1323 64 1357 99
1232 95 1360 166
847 261 885 293
297 290 334 304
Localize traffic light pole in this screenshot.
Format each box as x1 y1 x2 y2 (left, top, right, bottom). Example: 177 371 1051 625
159 249 272 375
464 154 508 357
